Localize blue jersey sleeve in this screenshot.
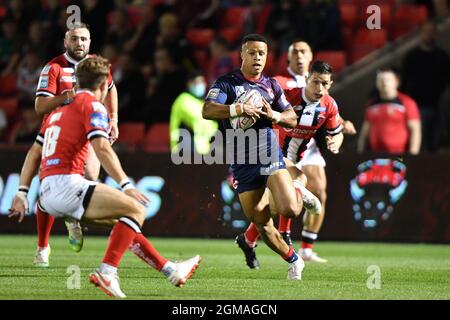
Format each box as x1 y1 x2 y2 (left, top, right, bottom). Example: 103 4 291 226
205 79 229 104
271 79 291 112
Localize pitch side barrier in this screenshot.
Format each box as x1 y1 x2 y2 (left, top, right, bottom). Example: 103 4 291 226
0 149 449 243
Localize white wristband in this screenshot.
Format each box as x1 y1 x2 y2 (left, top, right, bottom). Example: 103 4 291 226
272 111 281 123
119 178 135 191
18 185 29 193
229 104 238 117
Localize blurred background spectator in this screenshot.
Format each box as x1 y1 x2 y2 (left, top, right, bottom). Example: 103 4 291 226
0 0 447 153
402 21 450 153
170 70 218 155
358 68 421 155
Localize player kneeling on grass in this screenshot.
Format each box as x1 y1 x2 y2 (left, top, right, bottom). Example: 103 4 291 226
9 56 201 298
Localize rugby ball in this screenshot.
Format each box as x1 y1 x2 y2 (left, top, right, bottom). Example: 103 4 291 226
229 89 263 130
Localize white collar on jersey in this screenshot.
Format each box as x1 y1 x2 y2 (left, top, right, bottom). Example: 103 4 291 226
64 52 89 66
76 89 94 96
287 67 308 87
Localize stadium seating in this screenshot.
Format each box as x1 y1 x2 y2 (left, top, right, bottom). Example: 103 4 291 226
338 3 358 29
0 74 18 97
314 51 347 73
349 29 387 63
220 6 249 29
391 5 428 40
219 27 242 46
143 122 170 153
0 97 18 119
117 122 146 150
275 52 288 75
229 51 241 68
186 28 215 49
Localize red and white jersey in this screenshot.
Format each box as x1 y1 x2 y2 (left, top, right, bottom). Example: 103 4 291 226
274 87 343 162
273 67 307 90
364 92 420 154
36 90 110 180
36 52 114 125
36 52 114 98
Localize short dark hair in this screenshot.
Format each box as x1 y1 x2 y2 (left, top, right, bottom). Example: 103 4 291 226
376 66 400 77
310 61 333 75
76 56 110 90
187 69 204 81
67 22 90 31
241 34 268 46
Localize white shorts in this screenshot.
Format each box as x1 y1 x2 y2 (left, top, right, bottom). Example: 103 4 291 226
296 139 326 170
39 174 98 220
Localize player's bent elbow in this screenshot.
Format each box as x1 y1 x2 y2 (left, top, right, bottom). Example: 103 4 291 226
202 102 215 120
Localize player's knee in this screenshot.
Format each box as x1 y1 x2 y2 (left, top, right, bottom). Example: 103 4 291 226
317 188 327 204
125 201 146 227
279 200 301 219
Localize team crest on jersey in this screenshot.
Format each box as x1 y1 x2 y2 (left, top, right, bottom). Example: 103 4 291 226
90 112 109 130
234 86 245 97
38 76 49 89
41 65 51 75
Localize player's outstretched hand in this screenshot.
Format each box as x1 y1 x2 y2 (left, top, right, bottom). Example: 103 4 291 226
124 189 150 207
326 135 340 154
8 194 29 223
343 120 357 135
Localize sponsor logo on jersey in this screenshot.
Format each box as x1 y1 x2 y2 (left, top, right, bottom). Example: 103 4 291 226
38 76 49 89
90 112 109 130
60 75 76 83
206 88 220 100
63 67 75 73
46 158 61 166
41 65 51 75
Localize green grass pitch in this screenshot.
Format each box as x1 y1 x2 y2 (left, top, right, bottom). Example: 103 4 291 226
0 235 449 300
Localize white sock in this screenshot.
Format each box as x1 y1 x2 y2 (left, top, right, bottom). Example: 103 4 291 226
161 261 177 277
301 248 313 256
100 263 117 275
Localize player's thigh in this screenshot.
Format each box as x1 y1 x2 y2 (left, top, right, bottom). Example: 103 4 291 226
85 144 101 181
238 187 272 225
284 157 307 185
302 165 327 193
302 165 327 205
83 183 145 224
267 169 301 217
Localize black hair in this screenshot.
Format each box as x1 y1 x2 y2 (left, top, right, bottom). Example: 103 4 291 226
241 34 268 46
187 69 204 81
310 60 333 75
376 66 400 77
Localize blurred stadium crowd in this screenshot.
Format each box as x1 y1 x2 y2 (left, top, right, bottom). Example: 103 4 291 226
0 0 448 153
